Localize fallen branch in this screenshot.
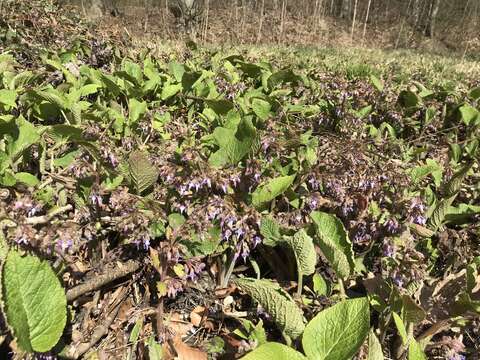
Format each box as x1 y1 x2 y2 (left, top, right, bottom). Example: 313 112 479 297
64 288 128 359
25 204 73 225
66 260 141 302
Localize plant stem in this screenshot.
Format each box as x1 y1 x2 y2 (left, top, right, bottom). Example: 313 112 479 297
338 278 347 299
221 250 238 288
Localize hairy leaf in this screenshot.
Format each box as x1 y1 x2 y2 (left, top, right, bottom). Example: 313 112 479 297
234 278 305 339
368 329 384 360
241 343 306 360
310 211 355 279
284 230 316 276
260 217 282 246
2 251 67 353
252 175 295 208
303 298 370 360
127 150 159 194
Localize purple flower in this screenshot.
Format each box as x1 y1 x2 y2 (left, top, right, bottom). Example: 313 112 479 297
201 178 212 188
241 247 250 261
382 243 395 257
235 228 244 239
178 205 187 214
253 236 262 247
392 273 404 288
89 193 103 206
222 229 232 240
411 215 427 226
230 175 241 187
384 218 400 235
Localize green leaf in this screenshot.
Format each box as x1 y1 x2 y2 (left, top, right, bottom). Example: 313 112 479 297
368 329 384 360
459 104 479 125
129 317 143 344
408 339 427 360
14 172 39 187
209 118 256 167
127 150 159 194
310 212 355 279
161 83 182 100
444 161 473 197
392 312 408 344
312 273 330 296
128 99 148 123
169 62 185 82
0 89 17 108
428 195 456 231
260 217 282 246
241 343 306 360
398 90 420 109
252 175 295 208
2 251 67 353
302 298 370 360
8 117 40 160
284 230 316 276
252 98 271 120
168 213 185 229
268 69 301 88
206 99 234 115
370 75 384 92
147 336 164 360
469 87 480 100
234 278 305 339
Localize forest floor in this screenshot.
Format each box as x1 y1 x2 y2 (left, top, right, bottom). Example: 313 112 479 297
1 1 480 360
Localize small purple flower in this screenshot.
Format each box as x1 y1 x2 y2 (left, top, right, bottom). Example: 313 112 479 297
241 247 250 261
382 243 395 257
178 205 187 214
89 193 103 206
221 184 228 194
448 355 466 360
235 228 244 239
254 173 261 182
384 218 400 235
392 273 404 288
230 175 241 187
253 236 262 247
411 215 427 226
201 178 212 188
56 238 73 252
179 185 188 196
222 229 232 240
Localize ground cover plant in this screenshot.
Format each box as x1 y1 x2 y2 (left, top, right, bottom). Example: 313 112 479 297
1 1 480 359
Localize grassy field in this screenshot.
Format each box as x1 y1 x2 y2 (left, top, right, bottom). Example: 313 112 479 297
1 1 480 360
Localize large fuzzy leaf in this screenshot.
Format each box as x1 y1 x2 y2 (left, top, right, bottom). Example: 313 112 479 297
284 230 316 276
259 217 282 246
234 278 305 339
209 118 257 167
2 251 67 353
241 343 306 360
310 211 355 279
127 150 159 194
252 175 295 208
7 117 40 161
302 298 370 360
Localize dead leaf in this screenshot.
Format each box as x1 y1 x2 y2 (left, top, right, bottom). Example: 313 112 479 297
190 306 205 327
167 313 193 337
172 336 207 360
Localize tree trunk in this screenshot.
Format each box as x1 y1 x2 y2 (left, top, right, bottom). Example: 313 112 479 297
425 0 440 37
350 0 358 40
362 0 372 44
